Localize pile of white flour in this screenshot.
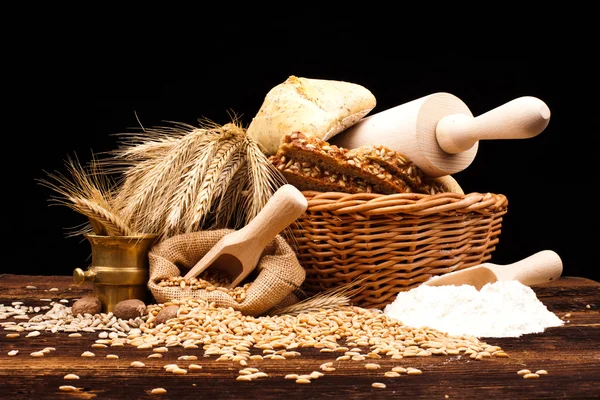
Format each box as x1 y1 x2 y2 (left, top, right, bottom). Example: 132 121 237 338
383 280 563 338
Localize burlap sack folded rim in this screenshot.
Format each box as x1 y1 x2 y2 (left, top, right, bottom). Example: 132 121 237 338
147 229 306 316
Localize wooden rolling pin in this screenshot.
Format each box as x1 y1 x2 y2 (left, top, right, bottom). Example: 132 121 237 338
330 93 551 177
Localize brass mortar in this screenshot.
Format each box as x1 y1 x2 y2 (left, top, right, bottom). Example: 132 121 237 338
73 233 158 313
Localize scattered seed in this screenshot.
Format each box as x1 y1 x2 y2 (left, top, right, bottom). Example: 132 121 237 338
295 378 311 384
8 350 18 356
285 374 299 380
153 347 169 353
586 304 591 309
365 363 381 370
81 351 95 357
236 375 252 381
106 354 119 359
176 355 197 361
64 374 80 380
26 285 37 289
372 382 386 388
188 364 203 372
523 373 540 379
49 288 59 292
310 371 324 379
130 361 145 368
59 385 78 392
68 333 82 338
250 372 269 379
535 370 548 375
385 371 401 378
517 369 531 376
6 333 20 338
26 331 40 338
92 344 108 349
163 364 179 372
407 368 423 375
392 367 407 373
30 351 44 357
151 388 167 394
148 353 163 359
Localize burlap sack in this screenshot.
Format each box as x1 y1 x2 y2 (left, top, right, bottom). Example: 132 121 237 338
147 229 306 316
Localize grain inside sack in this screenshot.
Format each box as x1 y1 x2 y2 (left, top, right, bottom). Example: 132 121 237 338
147 229 306 316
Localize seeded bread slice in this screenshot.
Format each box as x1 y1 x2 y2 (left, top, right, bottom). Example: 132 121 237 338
346 145 447 195
269 132 452 195
270 132 411 194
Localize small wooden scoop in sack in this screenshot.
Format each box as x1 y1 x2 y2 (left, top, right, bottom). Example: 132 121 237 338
423 250 563 290
183 184 308 288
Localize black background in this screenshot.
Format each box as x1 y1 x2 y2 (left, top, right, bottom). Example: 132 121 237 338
9 29 588 282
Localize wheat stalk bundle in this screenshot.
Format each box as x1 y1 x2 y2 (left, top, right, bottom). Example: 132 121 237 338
100 117 287 241
39 116 290 243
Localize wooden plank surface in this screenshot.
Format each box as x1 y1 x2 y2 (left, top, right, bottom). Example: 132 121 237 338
0 274 598 399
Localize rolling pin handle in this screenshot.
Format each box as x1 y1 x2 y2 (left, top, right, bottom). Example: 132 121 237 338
435 96 551 154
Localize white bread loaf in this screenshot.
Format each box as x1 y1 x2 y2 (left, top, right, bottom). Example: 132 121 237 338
247 76 376 155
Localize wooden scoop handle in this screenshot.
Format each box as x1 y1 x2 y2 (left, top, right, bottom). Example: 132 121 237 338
237 183 308 250
486 250 563 286
436 96 551 154
182 184 307 285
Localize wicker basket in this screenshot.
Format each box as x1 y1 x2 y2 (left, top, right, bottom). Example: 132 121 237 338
288 190 508 309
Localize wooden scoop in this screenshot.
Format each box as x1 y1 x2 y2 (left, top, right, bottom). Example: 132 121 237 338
423 250 563 290
183 184 308 288
331 93 551 177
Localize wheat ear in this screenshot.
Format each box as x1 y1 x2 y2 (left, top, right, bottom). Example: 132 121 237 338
69 196 134 236
272 277 368 316
214 160 250 229
38 153 126 236
186 128 246 231
113 128 219 235
244 136 287 224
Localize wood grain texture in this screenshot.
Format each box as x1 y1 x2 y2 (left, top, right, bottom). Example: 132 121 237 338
1 274 598 400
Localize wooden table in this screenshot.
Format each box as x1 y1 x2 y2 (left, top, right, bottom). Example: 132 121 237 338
1 274 598 399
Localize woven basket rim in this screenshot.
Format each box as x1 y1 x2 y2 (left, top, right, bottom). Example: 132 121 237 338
301 190 508 216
